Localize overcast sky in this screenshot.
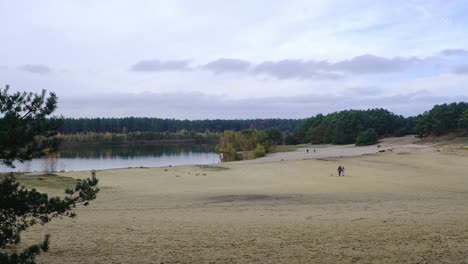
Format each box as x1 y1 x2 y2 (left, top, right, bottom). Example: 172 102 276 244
1 0 468 119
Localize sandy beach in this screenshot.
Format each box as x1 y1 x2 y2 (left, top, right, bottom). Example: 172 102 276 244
22 136 467 263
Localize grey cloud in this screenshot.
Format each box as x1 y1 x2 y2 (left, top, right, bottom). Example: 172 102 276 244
440 49 468 56
454 64 468 74
332 54 419 74
57 91 467 119
202 58 251 74
19 64 51 74
130 53 428 79
130 59 191 72
253 60 342 80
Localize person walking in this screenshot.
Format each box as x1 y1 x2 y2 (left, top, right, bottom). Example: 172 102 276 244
337 165 342 176
342 166 345 176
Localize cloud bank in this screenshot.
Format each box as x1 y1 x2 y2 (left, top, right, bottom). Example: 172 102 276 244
130 60 191 72
19 64 51 74
131 53 433 80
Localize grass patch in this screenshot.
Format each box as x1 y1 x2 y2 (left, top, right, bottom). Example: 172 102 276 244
196 165 230 171
13 173 79 190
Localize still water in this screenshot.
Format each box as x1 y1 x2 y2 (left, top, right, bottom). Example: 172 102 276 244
0 145 221 172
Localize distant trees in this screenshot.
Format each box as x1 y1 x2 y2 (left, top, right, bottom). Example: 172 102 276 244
290 102 467 146
293 108 412 145
58 117 303 134
414 102 468 137
459 109 468 133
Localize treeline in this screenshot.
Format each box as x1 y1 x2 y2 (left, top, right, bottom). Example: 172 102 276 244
58 131 220 146
58 117 303 134
414 102 468 137
290 108 415 145
289 102 468 146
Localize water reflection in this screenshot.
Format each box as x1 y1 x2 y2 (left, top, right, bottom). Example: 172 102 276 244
58 144 216 158
0 145 221 172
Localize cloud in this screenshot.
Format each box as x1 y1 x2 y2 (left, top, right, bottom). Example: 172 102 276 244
252 59 342 80
130 59 191 72
440 49 468 56
454 64 468 74
19 64 51 74
128 51 452 80
331 54 419 74
141 54 423 80
202 58 251 74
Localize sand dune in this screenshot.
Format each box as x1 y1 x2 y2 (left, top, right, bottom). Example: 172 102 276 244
25 136 467 263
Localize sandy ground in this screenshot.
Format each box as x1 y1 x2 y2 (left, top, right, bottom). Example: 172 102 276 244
22 136 467 263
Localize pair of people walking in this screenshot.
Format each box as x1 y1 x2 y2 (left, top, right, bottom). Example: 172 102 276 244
337 165 345 176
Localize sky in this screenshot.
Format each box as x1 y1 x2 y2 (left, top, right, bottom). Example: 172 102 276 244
1 0 468 119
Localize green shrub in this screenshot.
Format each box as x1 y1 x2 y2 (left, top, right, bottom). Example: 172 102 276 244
355 128 378 146
253 144 266 158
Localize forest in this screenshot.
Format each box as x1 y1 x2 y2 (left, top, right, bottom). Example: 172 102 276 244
291 102 467 145
59 117 302 134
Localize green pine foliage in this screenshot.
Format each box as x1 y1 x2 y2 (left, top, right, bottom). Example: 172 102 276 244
294 109 411 145
0 173 99 264
414 102 468 137
355 128 378 146
292 103 467 145
0 86 99 264
0 86 62 167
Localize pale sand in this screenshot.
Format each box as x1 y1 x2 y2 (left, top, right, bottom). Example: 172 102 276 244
26 136 467 263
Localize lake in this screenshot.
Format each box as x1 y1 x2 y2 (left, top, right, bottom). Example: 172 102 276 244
0 145 221 173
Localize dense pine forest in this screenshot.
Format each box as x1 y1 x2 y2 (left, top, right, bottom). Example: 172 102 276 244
290 102 467 145
59 118 302 134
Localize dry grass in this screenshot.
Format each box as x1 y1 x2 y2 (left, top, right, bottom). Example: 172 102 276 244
14 173 78 190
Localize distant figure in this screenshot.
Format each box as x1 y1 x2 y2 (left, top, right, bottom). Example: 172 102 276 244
342 166 345 176
314 149 316 153
307 149 309 153
337 166 343 176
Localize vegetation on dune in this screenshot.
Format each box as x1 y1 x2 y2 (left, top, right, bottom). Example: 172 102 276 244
291 108 414 145
196 165 229 171
414 102 468 137
214 102 467 160
288 102 467 147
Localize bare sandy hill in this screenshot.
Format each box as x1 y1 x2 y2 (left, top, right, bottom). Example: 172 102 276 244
21 136 467 263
